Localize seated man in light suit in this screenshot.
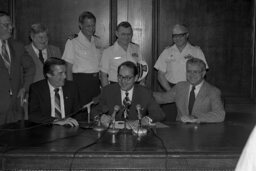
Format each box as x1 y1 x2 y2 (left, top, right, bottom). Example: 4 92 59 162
25 23 61 83
154 58 225 123
94 61 165 126
28 57 79 127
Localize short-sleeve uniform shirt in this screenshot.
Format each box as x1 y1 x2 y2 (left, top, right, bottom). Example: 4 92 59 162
100 41 143 82
154 43 208 84
62 31 101 73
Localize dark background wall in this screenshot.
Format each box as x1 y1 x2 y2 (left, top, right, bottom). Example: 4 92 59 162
1 0 255 104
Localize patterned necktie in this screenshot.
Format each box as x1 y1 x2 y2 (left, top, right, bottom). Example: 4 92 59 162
38 49 44 64
123 91 131 108
188 86 196 115
54 88 62 119
1 40 11 73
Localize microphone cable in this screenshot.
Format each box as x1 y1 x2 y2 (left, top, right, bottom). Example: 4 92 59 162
68 122 111 171
149 127 169 171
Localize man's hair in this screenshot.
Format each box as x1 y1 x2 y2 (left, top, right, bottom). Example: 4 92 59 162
0 11 9 17
117 61 138 76
30 23 48 35
116 21 132 31
43 57 66 77
79 11 96 24
186 58 206 71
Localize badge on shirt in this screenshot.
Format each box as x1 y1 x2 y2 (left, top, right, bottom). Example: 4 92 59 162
132 53 138 58
184 54 194 60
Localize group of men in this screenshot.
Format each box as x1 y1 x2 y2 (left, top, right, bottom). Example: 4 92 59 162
0 10 225 127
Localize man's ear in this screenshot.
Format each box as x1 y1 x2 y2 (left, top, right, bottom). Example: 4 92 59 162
46 73 52 78
134 75 139 82
115 31 119 38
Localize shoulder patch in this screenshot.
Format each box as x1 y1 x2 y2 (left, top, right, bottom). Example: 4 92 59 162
67 34 78 40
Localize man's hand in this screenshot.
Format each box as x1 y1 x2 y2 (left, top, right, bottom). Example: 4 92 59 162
100 114 112 127
141 116 153 126
53 117 79 127
180 115 199 123
17 88 26 106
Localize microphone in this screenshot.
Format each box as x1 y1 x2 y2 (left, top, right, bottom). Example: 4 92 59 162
111 105 120 121
136 104 142 126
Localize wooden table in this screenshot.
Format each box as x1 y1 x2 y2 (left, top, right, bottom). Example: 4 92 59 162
0 113 254 171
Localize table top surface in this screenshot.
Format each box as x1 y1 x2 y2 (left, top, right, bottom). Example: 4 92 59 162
0 112 255 157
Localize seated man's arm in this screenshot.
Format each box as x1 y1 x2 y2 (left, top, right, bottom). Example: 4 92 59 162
147 92 166 122
158 71 171 91
153 88 176 104
196 89 225 123
100 71 109 87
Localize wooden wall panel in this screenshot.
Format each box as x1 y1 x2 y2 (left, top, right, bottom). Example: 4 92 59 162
0 0 9 12
157 0 255 101
117 0 153 87
14 0 110 52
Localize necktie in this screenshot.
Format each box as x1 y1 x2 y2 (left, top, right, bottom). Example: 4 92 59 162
38 49 44 64
1 40 11 73
54 88 62 119
188 86 196 115
123 91 131 108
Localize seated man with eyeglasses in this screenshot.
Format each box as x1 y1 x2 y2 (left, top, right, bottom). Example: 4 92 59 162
93 61 165 127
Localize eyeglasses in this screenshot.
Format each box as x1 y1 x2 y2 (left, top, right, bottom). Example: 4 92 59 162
0 23 13 28
187 70 203 74
118 75 134 81
172 33 187 39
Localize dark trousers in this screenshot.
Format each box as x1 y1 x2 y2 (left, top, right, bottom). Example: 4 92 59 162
73 73 101 121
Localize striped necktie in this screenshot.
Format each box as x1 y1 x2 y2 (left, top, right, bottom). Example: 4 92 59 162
54 88 62 119
1 40 11 73
123 91 131 108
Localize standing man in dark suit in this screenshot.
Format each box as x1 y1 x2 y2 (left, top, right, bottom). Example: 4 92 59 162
94 61 165 126
28 57 79 127
154 58 225 123
0 11 35 125
25 23 62 83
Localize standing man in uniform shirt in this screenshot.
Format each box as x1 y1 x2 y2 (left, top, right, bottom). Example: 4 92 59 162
0 11 35 125
25 23 62 83
62 11 101 115
100 21 145 87
154 24 208 91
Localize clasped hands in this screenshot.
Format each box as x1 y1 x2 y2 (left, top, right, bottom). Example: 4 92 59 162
100 114 152 128
180 115 200 123
53 117 79 127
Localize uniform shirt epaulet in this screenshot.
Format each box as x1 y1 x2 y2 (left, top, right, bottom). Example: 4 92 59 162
67 33 78 40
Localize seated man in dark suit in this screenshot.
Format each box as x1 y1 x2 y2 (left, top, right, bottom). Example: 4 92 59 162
154 58 225 123
94 61 165 126
28 57 79 127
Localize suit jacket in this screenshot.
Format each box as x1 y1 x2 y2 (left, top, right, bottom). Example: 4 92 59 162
25 44 61 83
28 79 80 123
94 83 165 122
0 39 35 125
154 81 225 123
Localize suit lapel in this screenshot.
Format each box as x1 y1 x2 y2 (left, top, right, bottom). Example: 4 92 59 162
7 40 15 75
62 84 70 114
193 81 207 113
184 83 190 115
43 80 51 112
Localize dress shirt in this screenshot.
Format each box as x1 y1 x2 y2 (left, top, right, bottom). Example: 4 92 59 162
32 43 47 61
48 82 65 118
100 41 144 82
154 43 208 84
62 31 101 73
0 39 11 62
121 87 134 105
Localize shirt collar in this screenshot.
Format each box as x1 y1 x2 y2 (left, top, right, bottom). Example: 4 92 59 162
78 31 94 44
48 81 62 92
32 43 46 54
